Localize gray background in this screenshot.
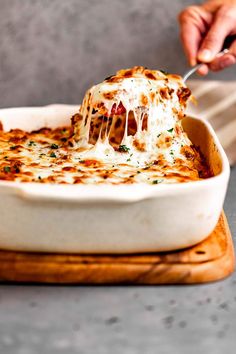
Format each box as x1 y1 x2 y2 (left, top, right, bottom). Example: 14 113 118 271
0 0 235 108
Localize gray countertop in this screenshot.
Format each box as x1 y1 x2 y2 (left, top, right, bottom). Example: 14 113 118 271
0 167 235 354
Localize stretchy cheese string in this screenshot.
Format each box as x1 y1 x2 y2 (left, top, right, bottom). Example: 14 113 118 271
72 67 192 167
0 66 211 185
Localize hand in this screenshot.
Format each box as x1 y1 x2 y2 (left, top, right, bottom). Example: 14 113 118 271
178 0 236 75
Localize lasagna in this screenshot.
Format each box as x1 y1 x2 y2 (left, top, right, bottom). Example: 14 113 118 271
0 66 211 184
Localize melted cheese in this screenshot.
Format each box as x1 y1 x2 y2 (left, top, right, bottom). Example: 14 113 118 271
71 66 193 167
0 67 211 185
0 126 210 184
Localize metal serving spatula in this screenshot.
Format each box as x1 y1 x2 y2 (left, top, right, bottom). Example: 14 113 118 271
183 48 229 82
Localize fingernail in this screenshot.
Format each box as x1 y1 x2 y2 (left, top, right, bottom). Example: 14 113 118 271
198 49 212 62
190 58 196 67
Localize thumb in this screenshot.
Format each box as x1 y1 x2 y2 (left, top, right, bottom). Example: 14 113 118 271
197 8 234 62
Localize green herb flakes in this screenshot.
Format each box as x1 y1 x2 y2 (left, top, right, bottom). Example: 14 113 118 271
28 141 36 147
4 166 11 173
152 179 163 185
119 145 130 153
160 69 169 75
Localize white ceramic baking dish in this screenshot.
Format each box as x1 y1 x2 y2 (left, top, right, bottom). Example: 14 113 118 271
0 104 230 253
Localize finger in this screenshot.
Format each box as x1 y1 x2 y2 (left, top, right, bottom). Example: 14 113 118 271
198 7 236 62
208 40 236 71
229 39 236 57
180 22 202 66
197 64 209 76
179 6 212 66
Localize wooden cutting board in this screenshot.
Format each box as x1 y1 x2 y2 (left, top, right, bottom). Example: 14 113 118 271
0 212 234 284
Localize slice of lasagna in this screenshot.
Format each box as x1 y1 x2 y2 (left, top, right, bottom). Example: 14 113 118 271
0 66 211 184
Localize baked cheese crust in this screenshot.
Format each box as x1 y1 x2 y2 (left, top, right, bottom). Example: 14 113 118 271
0 67 212 184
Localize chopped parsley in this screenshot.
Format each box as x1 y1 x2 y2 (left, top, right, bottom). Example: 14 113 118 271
38 176 42 180
50 152 57 158
157 133 162 138
137 171 141 174
119 145 130 153
152 179 163 184
50 143 59 149
167 128 174 133
10 145 17 150
160 69 169 75
104 75 114 81
3 166 11 173
127 158 131 162
28 140 36 147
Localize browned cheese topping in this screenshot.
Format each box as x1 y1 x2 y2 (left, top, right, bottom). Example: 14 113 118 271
0 67 212 185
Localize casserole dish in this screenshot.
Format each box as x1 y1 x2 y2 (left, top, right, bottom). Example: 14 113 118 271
0 104 230 253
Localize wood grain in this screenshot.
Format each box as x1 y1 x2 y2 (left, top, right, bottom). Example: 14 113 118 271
0 212 234 284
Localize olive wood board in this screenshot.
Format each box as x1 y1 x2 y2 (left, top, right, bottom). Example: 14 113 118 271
0 212 234 284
